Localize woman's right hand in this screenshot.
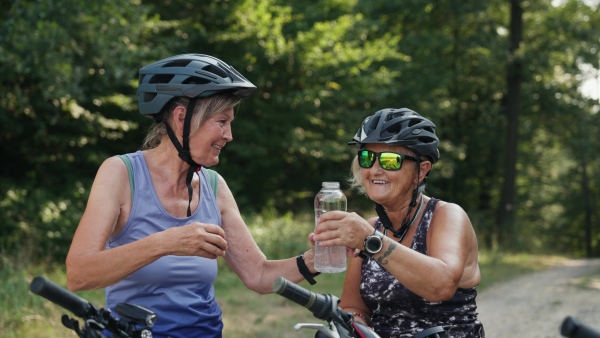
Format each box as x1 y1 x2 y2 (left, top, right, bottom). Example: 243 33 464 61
314 211 374 251
161 222 227 259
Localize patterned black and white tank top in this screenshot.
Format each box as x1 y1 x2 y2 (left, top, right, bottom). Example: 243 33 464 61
360 198 485 338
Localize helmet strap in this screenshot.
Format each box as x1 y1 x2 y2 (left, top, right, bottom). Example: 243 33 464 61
164 97 202 217
376 157 424 242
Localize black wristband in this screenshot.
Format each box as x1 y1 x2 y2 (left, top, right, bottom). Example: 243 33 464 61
296 255 320 285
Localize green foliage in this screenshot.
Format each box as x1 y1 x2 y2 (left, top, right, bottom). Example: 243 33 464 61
1 0 599 261
243 207 314 259
0 180 89 261
0 0 149 261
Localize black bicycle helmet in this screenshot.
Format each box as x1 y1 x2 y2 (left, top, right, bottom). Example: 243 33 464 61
137 53 257 117
348 108 440 164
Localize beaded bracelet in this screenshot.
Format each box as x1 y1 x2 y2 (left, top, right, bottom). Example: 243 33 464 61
352 312 368 322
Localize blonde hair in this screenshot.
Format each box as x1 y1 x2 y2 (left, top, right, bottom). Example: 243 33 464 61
142 93 241 150
347 155 366 195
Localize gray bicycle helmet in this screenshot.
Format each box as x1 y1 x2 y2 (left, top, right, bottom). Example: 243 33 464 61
136 54 256 217
137 53 257 116
348 108 440 164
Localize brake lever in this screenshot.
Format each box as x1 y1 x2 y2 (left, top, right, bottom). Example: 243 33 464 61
294 322 340 338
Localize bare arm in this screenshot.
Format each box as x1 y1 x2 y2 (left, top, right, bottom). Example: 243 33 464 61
217 174 315 294
66 157 227 291
339 255 372 326
371 203 480 301
316 203 480 302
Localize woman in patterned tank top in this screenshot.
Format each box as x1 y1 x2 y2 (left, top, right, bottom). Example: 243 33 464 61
314 108 485 337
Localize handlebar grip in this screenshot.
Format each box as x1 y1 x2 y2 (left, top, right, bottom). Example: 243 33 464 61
561 316 600 338
30 276 93 318
272 276 330 320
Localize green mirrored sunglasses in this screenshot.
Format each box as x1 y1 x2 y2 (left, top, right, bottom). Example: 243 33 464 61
358 150 418 171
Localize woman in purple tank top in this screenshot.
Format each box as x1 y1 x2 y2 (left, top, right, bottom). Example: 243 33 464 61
314 108 485 337
65 54 319 338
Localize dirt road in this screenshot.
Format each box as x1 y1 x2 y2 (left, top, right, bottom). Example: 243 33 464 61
477 258 600 337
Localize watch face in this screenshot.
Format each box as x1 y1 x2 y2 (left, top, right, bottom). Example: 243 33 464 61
366 236 382 253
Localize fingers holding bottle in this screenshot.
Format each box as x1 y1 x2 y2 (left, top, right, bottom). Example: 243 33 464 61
314 211 373 250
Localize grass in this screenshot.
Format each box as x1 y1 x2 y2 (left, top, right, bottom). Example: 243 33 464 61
217 266 347 338
477 250 568 290
0 210 578 337
0 255 105 338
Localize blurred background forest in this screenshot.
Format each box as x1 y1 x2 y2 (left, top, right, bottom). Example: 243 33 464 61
1 0 599 265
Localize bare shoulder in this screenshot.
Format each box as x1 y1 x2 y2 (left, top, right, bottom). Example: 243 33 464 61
429 199 475 238
91 156 130 204
215 172 234 202
77 156 131 243
99 155 129 176
214 172 243 224
432 200 470 222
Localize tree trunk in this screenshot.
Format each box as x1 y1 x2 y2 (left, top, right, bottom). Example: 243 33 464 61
579 125 593 257
496 0 522 246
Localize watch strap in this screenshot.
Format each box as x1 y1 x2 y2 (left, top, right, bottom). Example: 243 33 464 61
297 255 320 285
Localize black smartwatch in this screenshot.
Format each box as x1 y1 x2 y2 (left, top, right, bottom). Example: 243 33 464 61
361 230 385 258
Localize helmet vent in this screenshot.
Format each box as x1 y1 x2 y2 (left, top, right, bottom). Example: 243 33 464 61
202 64 229 79
149 74 175 84
418 136 435 144
384 111 405 122
366 115 381 132
183 76 211 85
385 123 401 134
408 119 421 127
144 92 157 103
163 59 193 68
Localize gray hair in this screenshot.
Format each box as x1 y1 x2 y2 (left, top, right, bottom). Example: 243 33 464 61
142 93 241 150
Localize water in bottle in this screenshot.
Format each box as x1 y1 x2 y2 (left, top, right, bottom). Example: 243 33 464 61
314 182 347 273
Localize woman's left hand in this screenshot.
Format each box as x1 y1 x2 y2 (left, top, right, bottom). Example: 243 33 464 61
301 233 318 274
313 211 372 250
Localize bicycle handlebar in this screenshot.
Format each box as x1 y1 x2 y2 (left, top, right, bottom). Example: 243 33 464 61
561 316 600 338
273 276 383 338
30 276 95 318
272 276 338 321
29 275 156 338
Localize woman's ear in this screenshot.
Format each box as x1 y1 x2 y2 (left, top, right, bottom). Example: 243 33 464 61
417 160 432 183
172 105 187 135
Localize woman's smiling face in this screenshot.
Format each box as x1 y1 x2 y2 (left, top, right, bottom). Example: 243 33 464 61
361 143 418 208
190 107 235 167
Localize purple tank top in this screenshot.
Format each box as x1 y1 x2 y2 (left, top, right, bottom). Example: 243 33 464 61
105 151 223 338
360 198 485 338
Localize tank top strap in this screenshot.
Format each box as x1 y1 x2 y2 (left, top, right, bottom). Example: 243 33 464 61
411 197 439 254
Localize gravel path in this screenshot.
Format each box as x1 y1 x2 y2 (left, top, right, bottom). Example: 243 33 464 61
477 258 600 337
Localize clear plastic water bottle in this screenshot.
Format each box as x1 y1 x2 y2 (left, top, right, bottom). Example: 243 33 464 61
314 182 347 273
